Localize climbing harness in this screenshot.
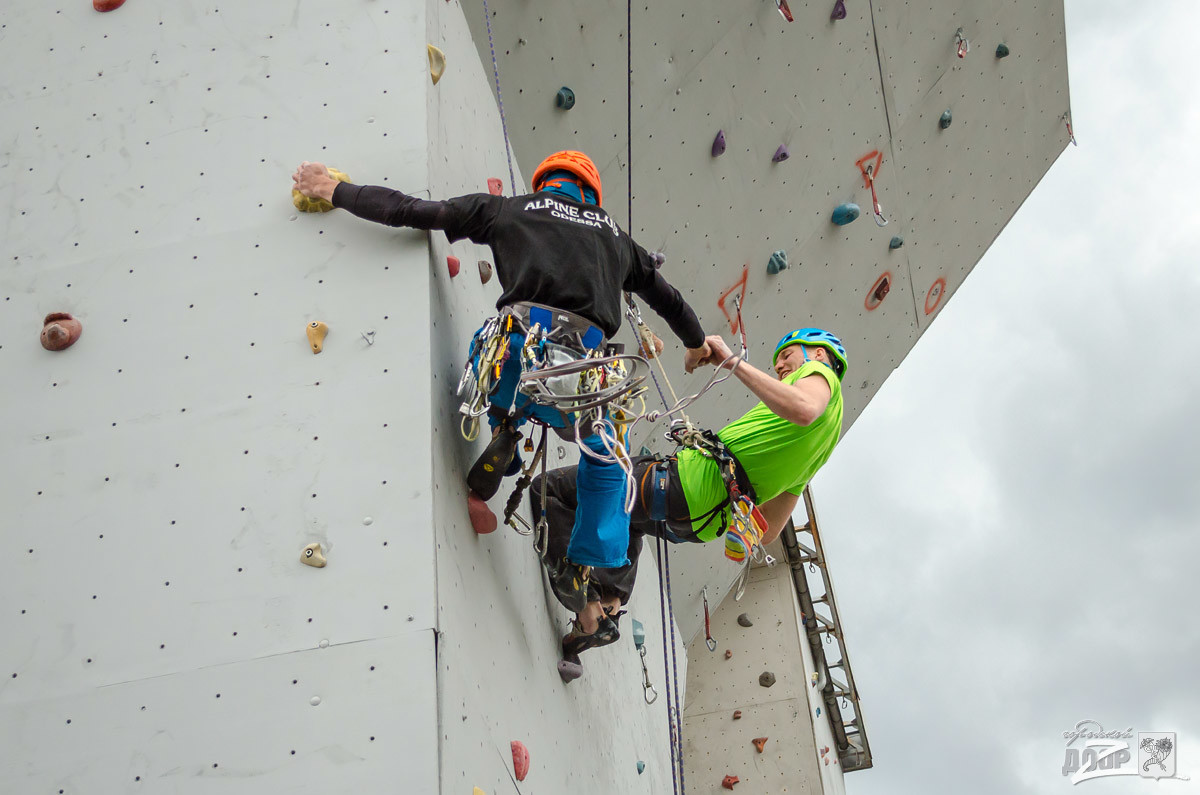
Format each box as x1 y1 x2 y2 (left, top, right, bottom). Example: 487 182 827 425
702 586 717 652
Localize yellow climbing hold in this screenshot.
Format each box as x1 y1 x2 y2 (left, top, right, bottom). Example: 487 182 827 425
306 321 329 354
427 44 446 85
473 789 487 795
301 543 327 568
292 167 350 213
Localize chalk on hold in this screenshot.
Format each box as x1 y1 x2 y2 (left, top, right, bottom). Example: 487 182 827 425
831 202 860 226
555 87 576 110
447 256 461 278
292 167 350 213
558 655 583 683
487 178 503 196
752 737 769 753
889 235 904 249
427 44 446 84
725 649 733 660
737 613 753 627
766 250 788 275
732 710 742 720
722 775 740 790
995 43 1010 58
759 671 776 688
306 321 329 354
40 312 83 351
771 144 790 163
477 260 493 285
939 109 953 129
637 761 646 775
511 741 530 782
93 0 126 11
830 0 847 20
712 130 727 157
301 543 327 568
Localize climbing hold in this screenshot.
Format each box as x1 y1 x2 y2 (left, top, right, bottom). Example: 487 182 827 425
831 203 860 226
722 775 740 790
995 43 1010 58
737 613 753 627
301 543 327 568
810 672 820 685
511 741 530 782
487 178 503 196
724 649 733 660
939 109 953 129
816 707 821 717
766 250 787 275
555 87 576 110
637 761 645 775
830 0 847 21
293 167 350 213
40 312 83 351
639 446 653 457
771 144 790 163
467 492 497 534
558 655 583 683
631 618 646 650
477 260 493 285
306 321 329 354
774 0 794 22
474 789 486 795
447 256 460 278
427 44 446 85
888 235 904 250
651 251 666 268
759 671 776 688
93 0 126 11
732 710 742 720
752 737 768 753
711 130 727 157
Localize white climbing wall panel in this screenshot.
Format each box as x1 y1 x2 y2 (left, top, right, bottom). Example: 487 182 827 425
462 0 1070 647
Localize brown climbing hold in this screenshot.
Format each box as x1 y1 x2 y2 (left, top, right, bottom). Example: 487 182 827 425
93 0 126 11
477 260 493 285
722 775 739 789
427 44 446 84
732 710 742 720
737 613 753 627
752 737 768 753
447 256 461 278
511 740 530 781
306 321 329 354
301 543 327 568
487 178 503 196
724 649 733 660
40 313 83 351
759 671 776 688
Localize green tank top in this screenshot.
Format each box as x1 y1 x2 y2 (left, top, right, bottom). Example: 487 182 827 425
675 361 843 540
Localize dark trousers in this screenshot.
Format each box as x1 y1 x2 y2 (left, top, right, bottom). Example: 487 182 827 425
531 455 701 606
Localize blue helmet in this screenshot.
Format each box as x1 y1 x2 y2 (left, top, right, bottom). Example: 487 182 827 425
772 328 848 380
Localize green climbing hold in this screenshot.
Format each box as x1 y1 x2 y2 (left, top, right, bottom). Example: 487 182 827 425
831 203 860 226
556 87 576 110
637 761 646 775
766 249 788 275
632 619 646 650
939 110 953 130
889 235 904 249
995 43 1010 58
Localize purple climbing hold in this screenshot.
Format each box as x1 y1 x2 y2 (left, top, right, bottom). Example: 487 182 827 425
558 655 583 683
651 251 666 269
712 130 727 157
830 0 847 21
772 145 790 163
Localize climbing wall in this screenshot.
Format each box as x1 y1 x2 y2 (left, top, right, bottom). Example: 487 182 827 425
461 0 1071 647
0 2 438 792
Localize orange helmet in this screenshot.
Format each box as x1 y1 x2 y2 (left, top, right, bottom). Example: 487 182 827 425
531 150 603 206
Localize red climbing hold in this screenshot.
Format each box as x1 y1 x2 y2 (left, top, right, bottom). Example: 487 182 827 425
94 0 127 11
467 492 497 534
752 737 768 753
724 649 733 660
732 710 742 720
722 774 740 789
774 0 794 22
447 255 461 278
511 741 530 782
487 178 503 196
40 313 83 351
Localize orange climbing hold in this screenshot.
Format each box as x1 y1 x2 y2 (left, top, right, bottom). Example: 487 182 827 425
93 0 127 11
447 256 461 278
732 710 742 720
511 741 530 781
722 774 740 789
40 312 83 351
487 178 503 196
306 321 329 354
752 737 768 753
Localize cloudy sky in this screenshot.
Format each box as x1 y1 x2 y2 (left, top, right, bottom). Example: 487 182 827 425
813 1 1200 792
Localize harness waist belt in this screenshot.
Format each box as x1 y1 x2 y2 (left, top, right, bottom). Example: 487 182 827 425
724 447 757 504
501 301 606 352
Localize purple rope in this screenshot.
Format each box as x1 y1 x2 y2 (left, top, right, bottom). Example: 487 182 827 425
662 537 686 794
655 535 682 795
482 0 518 195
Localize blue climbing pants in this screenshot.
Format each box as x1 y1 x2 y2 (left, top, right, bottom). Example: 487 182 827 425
470 329 631 569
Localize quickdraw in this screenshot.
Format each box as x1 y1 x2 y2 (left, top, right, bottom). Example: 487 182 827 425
702 586 717 652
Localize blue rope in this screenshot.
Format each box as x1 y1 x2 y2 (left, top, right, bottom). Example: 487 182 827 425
481 0 518 195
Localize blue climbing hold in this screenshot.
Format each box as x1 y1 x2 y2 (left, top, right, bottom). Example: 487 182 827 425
631 619 646 650
637 761 646 775
556 87 576 110
816 707 822 717
831 203 860 226
712 130 727 157
995 43 1010 58
772 144 790 163
766 249 788 275
889 235 904 249
939 109 953 129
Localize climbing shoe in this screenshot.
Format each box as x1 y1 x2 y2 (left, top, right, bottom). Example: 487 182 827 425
467 491 498 534
546 557 592 614
562 611 626 658
467 422 521 500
